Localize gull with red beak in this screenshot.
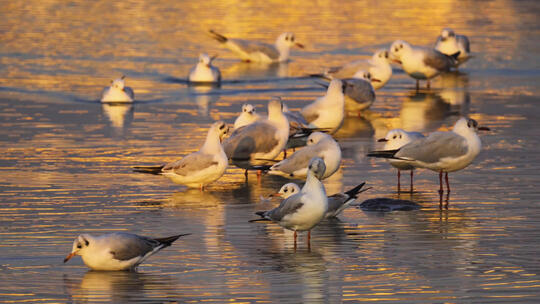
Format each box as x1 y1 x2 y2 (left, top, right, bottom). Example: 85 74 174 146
188 53 221 83
133 121 230 190
209 30 304 63
64 232 189 271
101 75 134 103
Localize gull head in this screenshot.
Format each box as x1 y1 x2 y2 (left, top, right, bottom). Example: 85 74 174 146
268 97 283 116
199 53 212 67
241 104 256 115
372 49 390 64
307 131 332 146
276 32 304 49
352 70 371 81
212 120 229 142
440 28 456 41
111 75 126 90
271 183 300 199
389 40 411 64
64 234 91 263
308 157 326 180
378 129 414 149
453 117 490 135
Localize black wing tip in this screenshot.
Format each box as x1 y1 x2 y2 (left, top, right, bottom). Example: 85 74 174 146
155 233 191 247
132 165 165 175
249 211 270 223
208 29 228 43
366 149 400 159
450 51 461 60
344 182 366 197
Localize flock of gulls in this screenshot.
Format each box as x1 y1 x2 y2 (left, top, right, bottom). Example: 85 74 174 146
65 28 488 271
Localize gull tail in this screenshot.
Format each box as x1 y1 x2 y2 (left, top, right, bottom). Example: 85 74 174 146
133 165 165 175
344 182 371 199
366 149 400 159
209 30 228 43
154 233 191 247
249 211 271 222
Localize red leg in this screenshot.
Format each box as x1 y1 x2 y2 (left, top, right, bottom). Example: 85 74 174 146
427 80 431 89
410 170 414 194
257 170 262 183
307 231 311 250
438 171 444 195
397 169 401 193
445 172 450 194
416 80 419 91
283 149 287 159
294 231 297 250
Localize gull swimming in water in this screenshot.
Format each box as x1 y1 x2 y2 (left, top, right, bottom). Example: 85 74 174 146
376 129 425 193
188 53 221 83
250 157 328 246
325 49 393 90
133 121 230 190
435 28 471 67
301 79 345 134
209 30 304 63
265 132 341 179
224 98 289 171
272 182 369 219
64 232 190 271
101 75 134 103
389 40 459 90
367 117 489 194
233 104 261 130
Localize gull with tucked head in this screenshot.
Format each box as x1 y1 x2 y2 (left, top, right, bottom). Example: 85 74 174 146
101 75 134 103
188 53 221 83
435 28 471 66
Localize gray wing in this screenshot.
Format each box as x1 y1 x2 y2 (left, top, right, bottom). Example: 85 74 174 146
457 35 470 53
108 233 158 261
266 193 304 221
423 49 455 71
327 193 348 213
224 121 279 159
231 39 279 60
396 132 468 163
162 152 218 176
124 87 135 99
343 78 375 104
285 111 308 126
270 145 317 174
301 102 320 123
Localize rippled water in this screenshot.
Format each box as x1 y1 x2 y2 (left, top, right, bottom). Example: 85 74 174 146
1 0 539 302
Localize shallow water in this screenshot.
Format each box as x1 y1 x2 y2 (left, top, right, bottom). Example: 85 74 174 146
1 0 540 302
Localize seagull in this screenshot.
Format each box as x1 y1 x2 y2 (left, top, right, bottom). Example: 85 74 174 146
208 30 304 63
133 121 230 190
325 49 393 89
301 79 345 134
342 70 376 113
188 53 221 83
101 75 134 103
367 117 489 194
63 232 190 271
224 98 289 171
233 104 261 130
376 129 425 193
435 28 471 66
250 157 328 246
264 132 341 179
389 40 459 90
271 182 370 219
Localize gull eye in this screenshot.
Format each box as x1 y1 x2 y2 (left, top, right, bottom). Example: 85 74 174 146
394 47 399 52
77 244 82 249
399 44 403 48
85 240 89 246
399 135 402 138
284 189 288 193
385 52 388 58
290 36 295 42
393 135 397 139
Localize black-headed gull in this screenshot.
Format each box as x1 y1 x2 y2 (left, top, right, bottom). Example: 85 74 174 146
250 157 328 246
368 117 489 194
101 75 134 103
209 30 304 63
64 232 189 271
435 28 471 66
133 121 230 190
376 129 425 193
188 53 221 83
233 104 261 130
389 40 459 89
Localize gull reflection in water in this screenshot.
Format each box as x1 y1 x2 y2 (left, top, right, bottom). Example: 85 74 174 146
399 90 453 133
101 102 134 131
187 85 221 117
63 271 177 303
439 71 471 116
223 61 290 79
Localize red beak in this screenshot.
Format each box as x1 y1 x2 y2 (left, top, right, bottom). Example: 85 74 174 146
377 138 388 142
64 252 76 263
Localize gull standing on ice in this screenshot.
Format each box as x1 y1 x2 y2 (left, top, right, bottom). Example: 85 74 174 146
224 98 289 171
209 30 304 63
64 232 190 271
101 75 134 103
265 132 341 179
435 28 471 66
325 49 393 90
301 79 345 134
367 117 489 194
133 121 230 190
233 104 261 130
188 53 221 83
271 182 369 219
251 157 328 246
389 40 459 90
376 129 425 193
